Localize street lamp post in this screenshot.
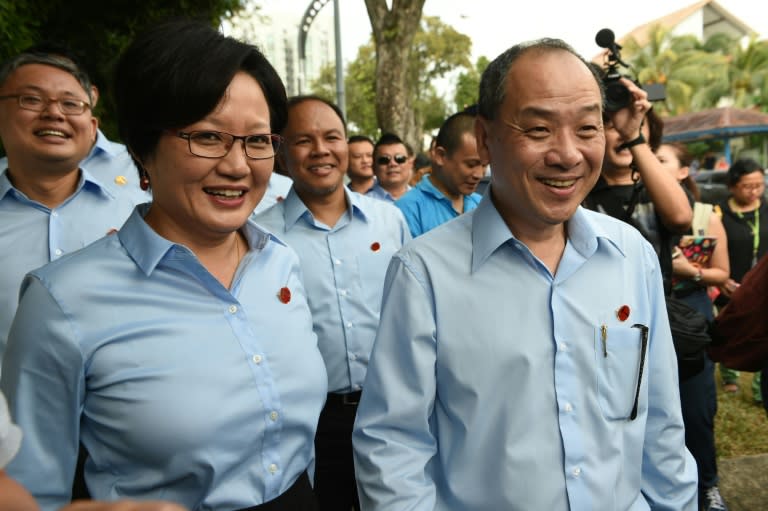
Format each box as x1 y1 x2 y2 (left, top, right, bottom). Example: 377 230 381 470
298 0 346 118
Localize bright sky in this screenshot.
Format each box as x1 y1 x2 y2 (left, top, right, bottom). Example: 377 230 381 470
259 0 768 64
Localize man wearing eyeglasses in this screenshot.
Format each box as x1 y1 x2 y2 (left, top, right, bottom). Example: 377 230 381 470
0 44 148 206
366 132 412 202
0 50 140 366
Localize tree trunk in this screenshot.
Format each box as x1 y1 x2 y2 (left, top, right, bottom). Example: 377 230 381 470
364 0 426 152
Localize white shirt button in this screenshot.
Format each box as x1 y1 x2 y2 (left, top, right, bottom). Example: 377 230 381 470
559 342 567 351
572 467 581 477
228 304 238 314
334 258 342 265
349 353 357 361
51 211 58 217
564 403 573 413
338 289 347 297
252 354 262 364
268 463 278 474
269 411 279 421
346 321 353 328
54 248 63 256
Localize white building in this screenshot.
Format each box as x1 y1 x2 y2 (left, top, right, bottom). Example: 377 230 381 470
224 1 335 96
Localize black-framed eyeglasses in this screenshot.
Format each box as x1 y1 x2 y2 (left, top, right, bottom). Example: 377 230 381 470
175 130 282 160
377 154 408 166
0 94 91 115
629 323 649 421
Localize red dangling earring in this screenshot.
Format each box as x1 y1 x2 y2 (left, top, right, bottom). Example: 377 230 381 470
139 173 150 191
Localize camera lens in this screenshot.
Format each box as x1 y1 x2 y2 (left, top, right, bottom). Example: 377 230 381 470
604 79 631 113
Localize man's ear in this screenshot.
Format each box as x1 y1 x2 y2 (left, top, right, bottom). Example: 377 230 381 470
474 117 491 166
90 85 100 108
432 146 447 167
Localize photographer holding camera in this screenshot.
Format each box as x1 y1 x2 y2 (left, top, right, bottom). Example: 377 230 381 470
584 30 729 511
585 30 691 256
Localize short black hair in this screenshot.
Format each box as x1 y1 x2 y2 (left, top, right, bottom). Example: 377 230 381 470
374 132 406 157
727 158 764 186
284 95 347 134
0 46 94 104
435 111 476 157
113 19 287 172
478 38 603 121
645 108 664 152
348 134 374 145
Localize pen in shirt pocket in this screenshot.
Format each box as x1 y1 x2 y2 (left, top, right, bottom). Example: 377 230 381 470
600 323 608 357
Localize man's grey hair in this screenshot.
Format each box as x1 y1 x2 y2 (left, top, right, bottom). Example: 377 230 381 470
477 38 604 121
0 52 94 105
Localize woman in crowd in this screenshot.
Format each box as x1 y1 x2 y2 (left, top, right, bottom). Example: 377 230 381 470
0 19 326 511
657 142 730 511
716 158 768 404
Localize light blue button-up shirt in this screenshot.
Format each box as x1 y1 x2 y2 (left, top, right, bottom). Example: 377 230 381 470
395 174 481 237
1 130 151 205
1 204 327 511
352 196 698 510
254 172 293 214
82 129 151 204
255 188 411 393
0 168 139 361
365 181 409 203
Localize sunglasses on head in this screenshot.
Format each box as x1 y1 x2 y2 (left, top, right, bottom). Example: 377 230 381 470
377 154 408 165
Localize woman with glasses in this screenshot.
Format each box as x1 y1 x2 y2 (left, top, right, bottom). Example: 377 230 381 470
716 158 768 404
0 20 326 511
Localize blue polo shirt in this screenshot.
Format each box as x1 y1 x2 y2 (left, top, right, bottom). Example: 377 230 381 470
395 174 481 237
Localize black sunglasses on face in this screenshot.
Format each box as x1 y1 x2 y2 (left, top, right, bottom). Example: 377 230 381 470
377 154 408 165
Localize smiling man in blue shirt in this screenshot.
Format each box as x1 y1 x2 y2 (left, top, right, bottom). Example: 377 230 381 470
0 49 140 365
395 111 485 237
255 95 410 511
352 39 698 510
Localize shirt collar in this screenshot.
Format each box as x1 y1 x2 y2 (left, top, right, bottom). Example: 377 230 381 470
282 186 367 230
0 166 114 202
86 129 121 159
417 174 448 200
470 196 625 273
119 203 284 276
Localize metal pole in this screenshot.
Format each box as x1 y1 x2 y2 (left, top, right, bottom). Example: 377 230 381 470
333 0 346 118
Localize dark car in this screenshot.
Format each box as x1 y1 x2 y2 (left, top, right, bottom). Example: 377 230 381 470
693 170 730 205
693 170 768 205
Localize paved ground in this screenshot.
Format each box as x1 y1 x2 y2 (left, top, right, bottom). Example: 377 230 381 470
718 453 768 510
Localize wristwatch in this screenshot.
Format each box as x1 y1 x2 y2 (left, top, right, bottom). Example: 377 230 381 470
692 269 703 282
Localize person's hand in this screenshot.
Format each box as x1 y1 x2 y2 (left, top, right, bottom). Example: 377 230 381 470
59 501 188 511
718 278 740 298
607 78 651 143
672 255 701 280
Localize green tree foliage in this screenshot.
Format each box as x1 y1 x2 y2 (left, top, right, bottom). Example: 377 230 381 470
0 0 245 140
454 56 489 112
622 24 729 115
623 26 768 115
0 1 40 58
310 42 379 138
720 37 768 109
624 26 768 160
311 13 472 150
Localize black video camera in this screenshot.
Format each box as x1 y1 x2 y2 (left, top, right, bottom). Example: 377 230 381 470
595 28 666 112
